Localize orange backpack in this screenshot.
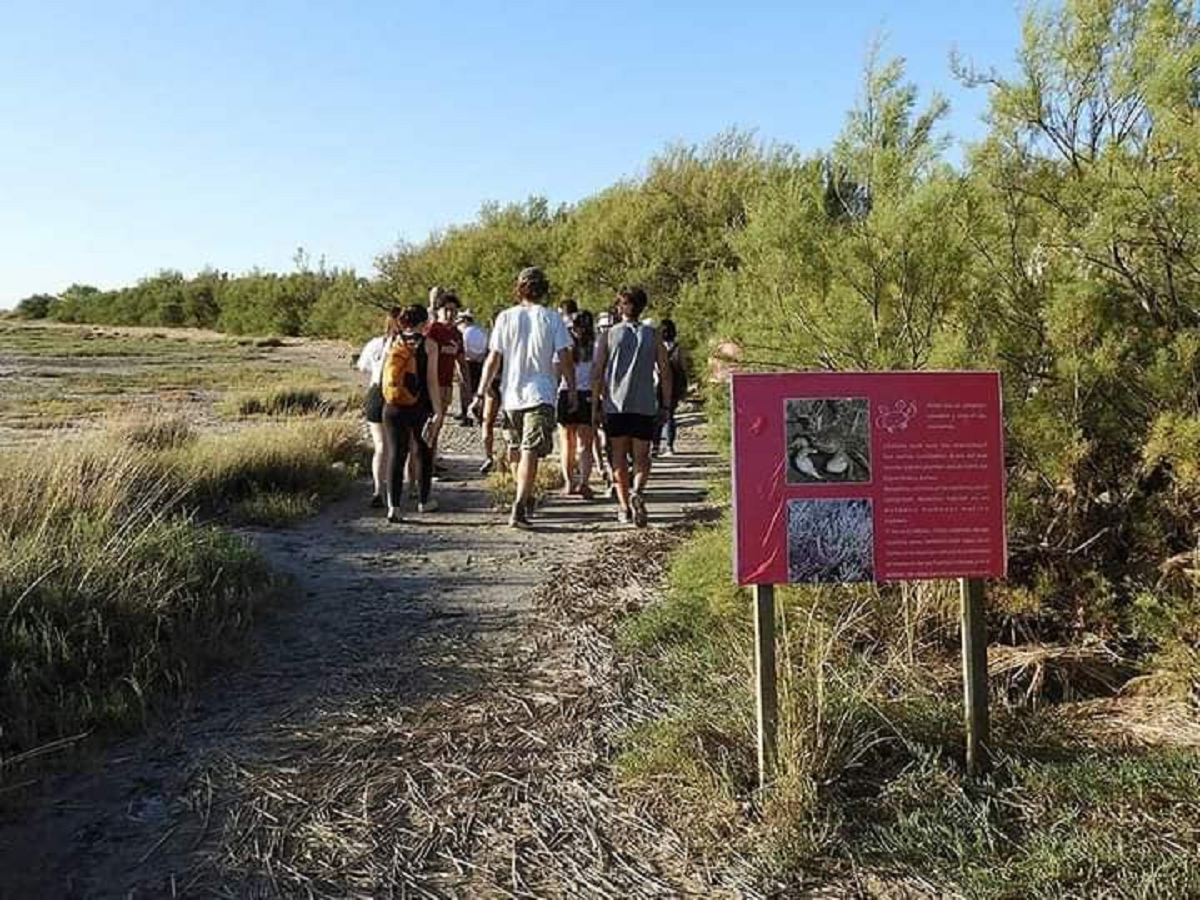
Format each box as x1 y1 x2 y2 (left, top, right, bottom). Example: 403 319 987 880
381 334 428 407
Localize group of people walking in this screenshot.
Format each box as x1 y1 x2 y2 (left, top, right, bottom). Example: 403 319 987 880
356 267 687 530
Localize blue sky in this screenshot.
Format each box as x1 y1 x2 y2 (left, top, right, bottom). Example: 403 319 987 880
0 1 1025 308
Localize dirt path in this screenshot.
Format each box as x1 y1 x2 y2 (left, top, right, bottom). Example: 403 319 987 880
0 414 734 898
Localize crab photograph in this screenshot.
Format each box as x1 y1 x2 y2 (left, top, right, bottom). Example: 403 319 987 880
784 398 871 484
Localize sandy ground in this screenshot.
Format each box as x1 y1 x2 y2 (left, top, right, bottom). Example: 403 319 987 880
0 412 724 898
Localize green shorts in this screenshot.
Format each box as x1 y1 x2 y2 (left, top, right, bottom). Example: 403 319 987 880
504 404 555 458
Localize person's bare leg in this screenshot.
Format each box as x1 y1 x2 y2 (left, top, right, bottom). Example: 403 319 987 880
611 435 633 513
594 428 610 483
482 396 496 456
516 449 538 505
632 438 652 495
630 437 652 526
369 422 387 498
429 385 453 464
577 425 594 488
560 426 577 494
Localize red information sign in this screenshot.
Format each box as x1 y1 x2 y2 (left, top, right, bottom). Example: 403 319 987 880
731 372 1006 585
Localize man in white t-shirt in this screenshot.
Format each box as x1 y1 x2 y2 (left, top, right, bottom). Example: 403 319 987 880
472 267 575 529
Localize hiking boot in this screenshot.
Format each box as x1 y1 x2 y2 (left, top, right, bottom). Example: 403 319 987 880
509 502 531 530
418 498 439 513
630 492 648 528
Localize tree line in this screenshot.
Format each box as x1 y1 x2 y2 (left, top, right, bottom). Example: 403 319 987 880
14 0 1200 645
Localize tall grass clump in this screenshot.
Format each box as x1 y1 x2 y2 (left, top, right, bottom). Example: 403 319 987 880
616 517 1200 895
221 385 362 419
107 410 197 451
484 460 566 508
174 418 366 520
0 418 367 765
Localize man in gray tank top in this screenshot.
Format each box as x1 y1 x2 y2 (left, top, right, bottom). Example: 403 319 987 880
591 286 673 528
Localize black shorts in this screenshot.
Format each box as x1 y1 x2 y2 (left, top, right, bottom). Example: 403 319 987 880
557 391 593 427
364 384 384 424
605 412 656 442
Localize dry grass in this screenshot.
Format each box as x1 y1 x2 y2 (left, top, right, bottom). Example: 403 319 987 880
484 459 567 508
609 518 1200 897
105 410 198 450
0 418 367 763
186 527 760 897
220 385 362 418
988 641 1136 709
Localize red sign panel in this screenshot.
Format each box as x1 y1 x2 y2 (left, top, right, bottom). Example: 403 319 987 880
731 372 1006 585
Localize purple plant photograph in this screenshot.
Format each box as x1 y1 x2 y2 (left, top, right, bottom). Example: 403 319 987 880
786 499 874 583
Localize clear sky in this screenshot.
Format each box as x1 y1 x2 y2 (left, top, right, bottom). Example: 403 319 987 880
0 1 1026 308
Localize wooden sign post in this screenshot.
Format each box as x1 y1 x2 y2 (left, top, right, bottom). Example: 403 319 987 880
753 584 778 789
959 577 990 775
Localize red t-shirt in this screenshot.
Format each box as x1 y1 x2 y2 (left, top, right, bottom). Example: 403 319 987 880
426 322 463 387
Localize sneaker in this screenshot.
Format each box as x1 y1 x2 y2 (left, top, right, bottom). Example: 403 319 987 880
479 458 495 475
616 507 633 526
523 495 536 517
387 509 402 524
651 445 661 458
630 492 648 528
418 498 439 513
369 494 384 509
509 502 531 530
663 447 675 457
579 484 596 501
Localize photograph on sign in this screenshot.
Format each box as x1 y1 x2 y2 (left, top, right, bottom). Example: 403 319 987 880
784 397 870 484
787 498 874 583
